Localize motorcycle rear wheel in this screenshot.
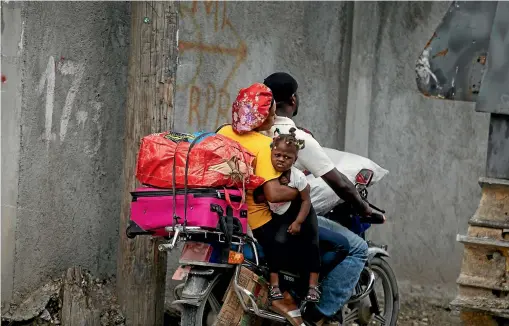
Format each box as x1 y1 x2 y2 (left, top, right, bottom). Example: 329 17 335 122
180 274 228 326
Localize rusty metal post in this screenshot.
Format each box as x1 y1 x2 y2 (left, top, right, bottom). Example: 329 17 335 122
415 1 509 324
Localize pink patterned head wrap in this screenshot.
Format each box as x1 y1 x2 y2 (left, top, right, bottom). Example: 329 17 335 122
231 83 273 134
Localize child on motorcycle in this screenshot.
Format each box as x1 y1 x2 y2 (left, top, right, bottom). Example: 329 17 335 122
261 127 321 303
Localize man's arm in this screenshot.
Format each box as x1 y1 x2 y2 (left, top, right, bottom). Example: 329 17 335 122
293 131 371 216
322 168 371 216
263 179 299 203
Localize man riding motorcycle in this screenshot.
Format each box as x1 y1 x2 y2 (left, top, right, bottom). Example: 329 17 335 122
263 72 376 325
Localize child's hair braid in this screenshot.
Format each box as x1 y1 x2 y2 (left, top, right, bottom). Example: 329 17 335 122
270 127 305 151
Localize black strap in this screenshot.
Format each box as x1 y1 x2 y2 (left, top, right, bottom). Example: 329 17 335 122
220 216 233 247
215 123 231 133
183 132 215 229
225 206 234 245
211 204 233 247
171 142 180 228
180 130 236 250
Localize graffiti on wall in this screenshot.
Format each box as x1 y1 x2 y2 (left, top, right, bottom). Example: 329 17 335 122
38 56 103 157
178 0 248 130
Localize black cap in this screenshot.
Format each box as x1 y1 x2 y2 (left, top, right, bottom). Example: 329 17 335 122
263 72 298 103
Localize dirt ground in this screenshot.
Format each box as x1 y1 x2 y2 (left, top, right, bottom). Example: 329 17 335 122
3 298 463 326
397 296 462 326
3 272 464 326
163 296 463 326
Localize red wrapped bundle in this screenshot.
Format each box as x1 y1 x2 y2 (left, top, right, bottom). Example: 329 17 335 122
135 132 265 190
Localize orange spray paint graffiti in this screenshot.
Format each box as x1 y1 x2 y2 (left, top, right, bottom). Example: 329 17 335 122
178 0 247 130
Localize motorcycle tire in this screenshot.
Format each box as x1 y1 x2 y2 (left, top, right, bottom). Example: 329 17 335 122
181 305 201 326
180 274 228 326
361 257 400 326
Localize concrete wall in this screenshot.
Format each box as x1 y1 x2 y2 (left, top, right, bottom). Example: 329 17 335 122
166 0 354 301
1 1 25 307
174 1 352 148
2 0 353 309
1 0 491 310
173 0 489 293
345 1 489 293
1 1 130 306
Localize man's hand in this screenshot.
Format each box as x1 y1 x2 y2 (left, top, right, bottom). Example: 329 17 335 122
279 170 291 185
321 168 372 217
363 205 373 217
280 175 290 185
288 221 302 235
253 186 267 204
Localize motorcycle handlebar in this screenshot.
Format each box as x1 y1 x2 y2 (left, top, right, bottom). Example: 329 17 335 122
367 202 385 214
359 212 385 224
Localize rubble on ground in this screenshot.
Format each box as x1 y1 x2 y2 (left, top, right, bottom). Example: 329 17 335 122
1 278 61 325
1 267 125 326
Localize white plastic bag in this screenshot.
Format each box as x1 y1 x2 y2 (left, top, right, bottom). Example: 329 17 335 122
307 148 389 215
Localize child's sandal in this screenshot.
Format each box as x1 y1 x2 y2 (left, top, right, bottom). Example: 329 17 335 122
268 285 284 301
305 285 321 303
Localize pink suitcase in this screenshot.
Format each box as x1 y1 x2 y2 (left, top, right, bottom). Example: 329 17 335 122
130 187 248 237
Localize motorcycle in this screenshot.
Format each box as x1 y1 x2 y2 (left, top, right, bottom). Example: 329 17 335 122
324 169 400 326
126 168 399 326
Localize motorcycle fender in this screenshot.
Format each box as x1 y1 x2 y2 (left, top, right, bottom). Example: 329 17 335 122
177 268 221 306
367 247 390 261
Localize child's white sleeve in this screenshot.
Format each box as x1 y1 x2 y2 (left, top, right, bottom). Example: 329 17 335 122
291 167 308 192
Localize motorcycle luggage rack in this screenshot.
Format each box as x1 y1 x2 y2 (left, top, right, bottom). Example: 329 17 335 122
179 260 234 268
159 225 253 251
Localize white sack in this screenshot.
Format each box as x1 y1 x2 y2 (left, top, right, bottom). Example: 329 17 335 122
307 148 389 215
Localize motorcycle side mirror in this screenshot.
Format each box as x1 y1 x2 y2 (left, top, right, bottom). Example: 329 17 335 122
355 169 374 187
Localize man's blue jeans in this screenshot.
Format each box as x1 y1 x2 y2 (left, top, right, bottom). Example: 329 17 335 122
316 216 368 317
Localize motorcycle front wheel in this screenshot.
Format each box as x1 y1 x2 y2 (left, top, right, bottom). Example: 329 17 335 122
359 257 400 326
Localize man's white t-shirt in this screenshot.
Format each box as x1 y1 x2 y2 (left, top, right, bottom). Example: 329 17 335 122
269 116 335 178
268 166 308 215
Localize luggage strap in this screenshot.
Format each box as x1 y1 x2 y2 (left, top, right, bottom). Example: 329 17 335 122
182 132 216 229
210 204 234 247
172 129 249 248
223 186 245 211
171 142 180 228
215 123 248 211
215 123 230 133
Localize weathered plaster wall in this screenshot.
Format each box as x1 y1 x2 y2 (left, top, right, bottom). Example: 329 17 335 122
1 1 130 306
166 0 354 304
2 0 491 312
173 1 352 148
345 1 489 291
1 1 24 307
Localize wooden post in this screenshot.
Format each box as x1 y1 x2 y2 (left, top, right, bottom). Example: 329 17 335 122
116 2 178 325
